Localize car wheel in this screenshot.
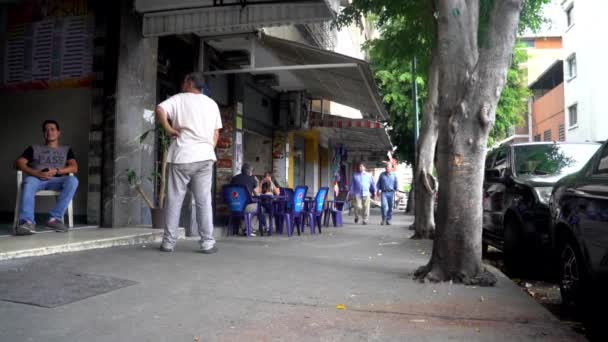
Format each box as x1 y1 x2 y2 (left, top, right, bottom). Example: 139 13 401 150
503 219 525 276
559 239 587 307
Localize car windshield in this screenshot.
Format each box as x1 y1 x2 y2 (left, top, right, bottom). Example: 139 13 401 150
514 144 600 176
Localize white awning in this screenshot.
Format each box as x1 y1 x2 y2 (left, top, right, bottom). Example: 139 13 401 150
204 34 389 120
136 0 338 37
310 112 393 154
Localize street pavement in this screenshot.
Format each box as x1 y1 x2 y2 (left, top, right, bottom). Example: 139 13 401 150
0 210 584 341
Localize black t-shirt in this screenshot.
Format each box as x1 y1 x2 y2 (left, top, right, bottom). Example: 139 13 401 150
21 146 76 163
20 146 75 176
230 173 258 195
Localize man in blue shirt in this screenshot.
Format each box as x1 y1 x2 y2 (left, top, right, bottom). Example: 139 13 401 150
349 162 376 225
376 163 399 225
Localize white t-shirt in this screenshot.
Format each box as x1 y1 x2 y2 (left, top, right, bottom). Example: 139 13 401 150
158 92 222 164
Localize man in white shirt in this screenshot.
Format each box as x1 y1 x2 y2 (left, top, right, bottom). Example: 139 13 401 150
155 72 222 253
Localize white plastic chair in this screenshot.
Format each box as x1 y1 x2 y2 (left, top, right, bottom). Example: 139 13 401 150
13 170 74 229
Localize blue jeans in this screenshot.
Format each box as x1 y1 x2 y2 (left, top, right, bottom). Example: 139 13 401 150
19 175 79 224
380 191 395 222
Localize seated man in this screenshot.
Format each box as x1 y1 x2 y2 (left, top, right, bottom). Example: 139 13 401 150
230 163 260 196
14 120 79 235
230 163 260 235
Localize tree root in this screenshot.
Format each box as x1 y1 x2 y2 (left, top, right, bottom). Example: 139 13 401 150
413 264 497 286
463 268 497 287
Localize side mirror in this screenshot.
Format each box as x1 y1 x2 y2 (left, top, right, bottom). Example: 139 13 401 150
485 169 503 181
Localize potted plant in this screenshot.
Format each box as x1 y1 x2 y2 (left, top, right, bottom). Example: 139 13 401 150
127 112 172 228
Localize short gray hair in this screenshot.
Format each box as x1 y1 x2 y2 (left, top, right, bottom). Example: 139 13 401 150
241 163 252 175
185 72 206 92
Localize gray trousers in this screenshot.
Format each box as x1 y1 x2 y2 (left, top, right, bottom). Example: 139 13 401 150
353 196 371 222
162 161 215 249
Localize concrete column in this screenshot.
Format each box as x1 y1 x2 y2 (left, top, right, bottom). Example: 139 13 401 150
109 2 158 227
304 131 320 195
272 131 288 187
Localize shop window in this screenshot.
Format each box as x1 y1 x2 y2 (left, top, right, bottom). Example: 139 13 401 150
566 5 574 27
566 54 577 80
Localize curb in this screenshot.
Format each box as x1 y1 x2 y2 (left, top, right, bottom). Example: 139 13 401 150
0 229 185 261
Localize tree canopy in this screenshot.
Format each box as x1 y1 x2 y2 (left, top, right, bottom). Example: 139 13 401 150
337 0 549 163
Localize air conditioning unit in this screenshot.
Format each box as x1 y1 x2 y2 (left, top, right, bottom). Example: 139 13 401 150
284 91 311 130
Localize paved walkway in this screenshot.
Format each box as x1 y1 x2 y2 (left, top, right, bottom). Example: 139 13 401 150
0 211 583 341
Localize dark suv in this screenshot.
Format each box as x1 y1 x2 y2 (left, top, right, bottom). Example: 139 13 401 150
549 140 608 339
550 140 608 303
482 142 601 273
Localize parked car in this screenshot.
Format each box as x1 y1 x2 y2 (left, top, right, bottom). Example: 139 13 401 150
549 140 608 306
482 142 601 274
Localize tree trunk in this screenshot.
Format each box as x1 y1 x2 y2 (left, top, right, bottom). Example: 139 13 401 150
406 178 414 213
412 49 439 240
415 0 524 285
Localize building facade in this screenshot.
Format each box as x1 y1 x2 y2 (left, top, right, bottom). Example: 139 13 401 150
561 0 608 142
0 0 391 230
529 61 565 142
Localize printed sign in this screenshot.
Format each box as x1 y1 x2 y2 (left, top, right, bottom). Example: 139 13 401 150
1 0 93 91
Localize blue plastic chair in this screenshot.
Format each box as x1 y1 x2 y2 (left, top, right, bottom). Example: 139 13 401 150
274 187 292 234
278 186 308 236
222 184 257 237
305 187 329 234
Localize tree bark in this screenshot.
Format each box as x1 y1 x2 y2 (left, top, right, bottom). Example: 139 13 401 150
415 0 524 285
406 179 414 213
411 48 439 240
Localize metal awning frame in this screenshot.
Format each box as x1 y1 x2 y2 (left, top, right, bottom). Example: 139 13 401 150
202 33 387 120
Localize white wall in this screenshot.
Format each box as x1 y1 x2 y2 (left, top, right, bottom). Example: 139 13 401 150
243 131 272 177
562 0 608 142
0 88 91 220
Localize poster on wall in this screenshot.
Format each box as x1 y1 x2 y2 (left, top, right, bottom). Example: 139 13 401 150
234 131 243 176
1 0 94 92
272 131 287 186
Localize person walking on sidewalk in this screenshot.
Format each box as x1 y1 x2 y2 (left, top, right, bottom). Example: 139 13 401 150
376 163 398 225
156 72 222 253
348 162 376 225
14 120 79 235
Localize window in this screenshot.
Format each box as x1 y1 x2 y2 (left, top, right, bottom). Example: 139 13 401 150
534 134 541 142
566 54 577 79
568 104 578 127
543 129 552 141
596 146 608 174
485 151 496 169
493 148 508 174
559 124 566 141
514 144 600 177
566 5 574 27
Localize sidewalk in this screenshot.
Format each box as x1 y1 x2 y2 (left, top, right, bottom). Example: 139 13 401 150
0 211 584 341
